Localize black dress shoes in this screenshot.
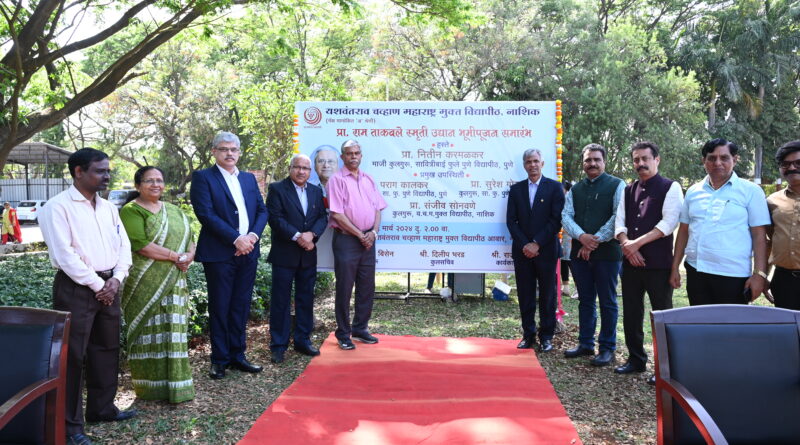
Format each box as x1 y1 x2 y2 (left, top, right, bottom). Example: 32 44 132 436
352 332 379 344
338 338 356 350
209 363 226 379
271 350 285 364
517 337 535 349
614 361 646 374
294 343 321 357
590 350 614 366
564 345 594 358
538 339 554 352
67 433 93 445
229 359 263 373
648 375 657 386
86 409 138 422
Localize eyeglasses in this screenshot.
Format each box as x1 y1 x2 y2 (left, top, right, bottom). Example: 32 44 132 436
142 179 165 185
214 147 240 153
291 166 312 171
779 159 800 170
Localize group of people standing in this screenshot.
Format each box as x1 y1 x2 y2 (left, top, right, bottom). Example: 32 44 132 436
508 138 800 387
38 132 386 445
33 128 799 444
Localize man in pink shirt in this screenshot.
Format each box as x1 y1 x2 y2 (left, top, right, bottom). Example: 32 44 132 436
39 148 135 445
327 139 387 350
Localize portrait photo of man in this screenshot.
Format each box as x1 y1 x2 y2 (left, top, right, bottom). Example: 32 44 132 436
309 144 343 198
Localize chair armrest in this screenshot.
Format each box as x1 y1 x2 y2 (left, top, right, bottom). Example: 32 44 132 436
658 377 729 445
0 377 58 430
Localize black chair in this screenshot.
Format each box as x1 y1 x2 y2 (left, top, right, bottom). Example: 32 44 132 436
651 304 800 445
0 307 70 445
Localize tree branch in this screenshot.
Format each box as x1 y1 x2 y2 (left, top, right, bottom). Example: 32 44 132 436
0 0 60 67
1 2 209 166
31 0 159 70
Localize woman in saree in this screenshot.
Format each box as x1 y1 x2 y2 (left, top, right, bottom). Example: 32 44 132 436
120 166 195 403
1 202 22 244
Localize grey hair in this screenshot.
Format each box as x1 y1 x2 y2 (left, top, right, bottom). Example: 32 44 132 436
341 139 360 150
582 143 606 160
289 153 312 168
212 131 241 149
522 148 543 161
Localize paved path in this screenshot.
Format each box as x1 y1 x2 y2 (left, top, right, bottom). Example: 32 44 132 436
20 223 44 243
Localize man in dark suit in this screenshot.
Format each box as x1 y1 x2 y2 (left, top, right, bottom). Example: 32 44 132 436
265 154 328 364
506 148 565 352
190 131 268 379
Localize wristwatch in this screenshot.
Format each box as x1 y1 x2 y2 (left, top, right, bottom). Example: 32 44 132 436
754 270 768 279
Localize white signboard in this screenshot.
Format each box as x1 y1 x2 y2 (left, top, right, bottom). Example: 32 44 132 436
294 101 558 272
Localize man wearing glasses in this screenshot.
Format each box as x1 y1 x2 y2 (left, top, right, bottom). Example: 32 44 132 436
327 139 387 350
766 140 800 309
191 131 268 379
310 145 341 199
265 154 328 363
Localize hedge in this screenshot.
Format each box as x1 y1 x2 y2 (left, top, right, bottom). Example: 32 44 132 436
0 251 334 338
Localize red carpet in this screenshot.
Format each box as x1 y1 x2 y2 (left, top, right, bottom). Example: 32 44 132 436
240 334 581 444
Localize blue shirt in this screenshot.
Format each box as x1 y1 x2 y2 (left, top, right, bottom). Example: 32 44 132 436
680 172 770 277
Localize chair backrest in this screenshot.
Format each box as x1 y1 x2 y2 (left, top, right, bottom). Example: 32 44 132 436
652 305 800 444
0 306 70 445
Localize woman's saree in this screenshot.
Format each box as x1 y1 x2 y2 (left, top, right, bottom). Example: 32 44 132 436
122 202 195 403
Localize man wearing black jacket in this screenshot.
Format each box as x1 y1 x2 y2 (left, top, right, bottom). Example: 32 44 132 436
266 154 328 363
506 148 565 352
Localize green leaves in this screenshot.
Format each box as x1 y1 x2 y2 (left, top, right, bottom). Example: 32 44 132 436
0 254 56 308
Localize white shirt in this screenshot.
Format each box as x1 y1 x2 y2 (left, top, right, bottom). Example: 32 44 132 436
615 181 684 238
294 181 308 215
291 181 309 242
216 164 250 236
528 176 541 208
39 185 132 292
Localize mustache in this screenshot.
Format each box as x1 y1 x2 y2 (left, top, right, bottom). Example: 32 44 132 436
785 170 800 176
636 166 649 171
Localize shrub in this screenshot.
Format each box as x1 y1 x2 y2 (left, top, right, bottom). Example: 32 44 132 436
186 263 210 336
252 260 272 320
1 239 336 338
315 271 334 295
0 253 55 308
0 253 255 338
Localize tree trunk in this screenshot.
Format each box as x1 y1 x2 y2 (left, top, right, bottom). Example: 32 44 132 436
754 85 765 183
707 88 717 132
754 143 763 183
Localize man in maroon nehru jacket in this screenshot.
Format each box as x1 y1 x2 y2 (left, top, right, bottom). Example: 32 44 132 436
613 141 683 385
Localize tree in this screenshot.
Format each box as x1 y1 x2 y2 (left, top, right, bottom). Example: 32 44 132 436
70 1 371 188
0 0 471 171
81 33 239 194
0 0 224 170
476 1 706 182
675 0 800 181
369 0 548 101
231 1 368 181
